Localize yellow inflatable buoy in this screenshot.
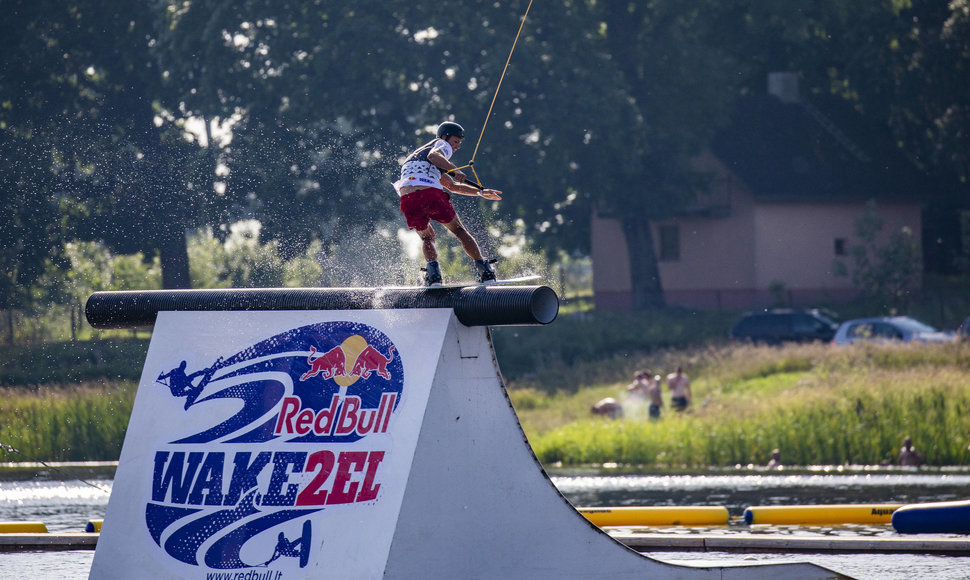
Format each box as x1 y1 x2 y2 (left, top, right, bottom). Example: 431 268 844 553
577 506 730 527
0 521 48 533
743 504 902 525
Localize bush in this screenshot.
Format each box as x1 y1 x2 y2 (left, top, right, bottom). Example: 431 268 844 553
0 339 149 386
0 382 135 462
492 308 737 388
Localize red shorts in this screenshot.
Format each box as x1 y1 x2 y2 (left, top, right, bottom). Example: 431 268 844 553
399 187 457 230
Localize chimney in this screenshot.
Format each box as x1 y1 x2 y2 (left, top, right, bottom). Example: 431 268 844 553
767 72 799 104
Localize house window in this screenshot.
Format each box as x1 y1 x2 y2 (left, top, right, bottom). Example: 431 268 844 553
834 238 847 256
658 225 680 262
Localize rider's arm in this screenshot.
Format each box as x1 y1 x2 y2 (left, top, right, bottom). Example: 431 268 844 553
440 174 502 200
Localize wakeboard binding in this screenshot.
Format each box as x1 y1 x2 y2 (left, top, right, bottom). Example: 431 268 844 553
422 260 443 287
475 258 497 283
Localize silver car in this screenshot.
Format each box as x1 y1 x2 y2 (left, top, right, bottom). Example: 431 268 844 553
832 316 956 345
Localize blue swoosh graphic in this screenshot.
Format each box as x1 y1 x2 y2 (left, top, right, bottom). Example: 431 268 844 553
204 510 319 569
173 380 285 444
163 491 261 565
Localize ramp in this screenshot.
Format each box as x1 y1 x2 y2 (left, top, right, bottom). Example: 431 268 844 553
86 287 847 579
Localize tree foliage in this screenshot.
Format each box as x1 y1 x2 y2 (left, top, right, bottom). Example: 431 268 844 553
2 0 968 310
1 0 222 289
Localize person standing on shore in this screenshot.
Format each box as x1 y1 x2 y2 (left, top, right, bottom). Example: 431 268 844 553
666 366 692 413
767 449 783 470
627 370 664 420
645 372 664 420
393 121 502 286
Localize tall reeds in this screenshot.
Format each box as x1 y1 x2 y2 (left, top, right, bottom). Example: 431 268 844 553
0 382 135 461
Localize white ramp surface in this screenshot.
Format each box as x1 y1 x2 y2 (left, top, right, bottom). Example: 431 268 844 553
384 317 846 579
90 306 847 579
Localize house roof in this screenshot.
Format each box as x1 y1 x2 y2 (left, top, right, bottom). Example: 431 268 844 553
710 93 930 202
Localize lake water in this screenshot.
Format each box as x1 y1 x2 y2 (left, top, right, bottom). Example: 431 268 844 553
552 467 970 580
2 465 969 579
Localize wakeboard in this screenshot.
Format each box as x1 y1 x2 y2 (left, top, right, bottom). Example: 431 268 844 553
298 519 311 568
385 275 542 290
427 274 542 289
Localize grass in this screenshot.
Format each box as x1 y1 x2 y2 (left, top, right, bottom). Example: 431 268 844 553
510 341 970 468
0 382 135 462
0 338 149 386
491 309 739 386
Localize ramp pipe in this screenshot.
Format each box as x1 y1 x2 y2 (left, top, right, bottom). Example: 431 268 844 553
85 286 559 329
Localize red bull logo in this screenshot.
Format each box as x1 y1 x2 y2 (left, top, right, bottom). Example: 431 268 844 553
352 344 396 379
286 335 398 437
300 346 346 381
300 335 396 385
274 392 397 437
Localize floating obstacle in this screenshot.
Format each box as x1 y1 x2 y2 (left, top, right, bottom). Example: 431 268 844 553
892 499 970 534
85 519 103 533
744 504 902 525
0 522 47 533
578 506 730 527
85 286 843 579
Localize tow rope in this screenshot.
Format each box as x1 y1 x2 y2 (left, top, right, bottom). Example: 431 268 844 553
450 0 533 190
0 441 111 494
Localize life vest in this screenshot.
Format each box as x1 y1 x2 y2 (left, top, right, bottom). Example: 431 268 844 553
393 138 454 196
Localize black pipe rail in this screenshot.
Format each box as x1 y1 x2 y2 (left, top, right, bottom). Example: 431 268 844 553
85 286 559 329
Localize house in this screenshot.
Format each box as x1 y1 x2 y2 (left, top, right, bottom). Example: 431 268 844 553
592 73 928 311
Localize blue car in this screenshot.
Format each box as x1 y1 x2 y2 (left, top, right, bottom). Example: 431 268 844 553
832 316 955 345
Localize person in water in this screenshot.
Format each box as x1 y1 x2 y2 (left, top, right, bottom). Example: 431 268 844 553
897 436 925 467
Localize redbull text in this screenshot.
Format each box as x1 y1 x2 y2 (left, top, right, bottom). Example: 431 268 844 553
273 393 397 437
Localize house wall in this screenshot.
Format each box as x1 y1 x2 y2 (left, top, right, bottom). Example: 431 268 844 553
650 154 759 309
751 201 922 296
593 171 923 311
591 211 633 311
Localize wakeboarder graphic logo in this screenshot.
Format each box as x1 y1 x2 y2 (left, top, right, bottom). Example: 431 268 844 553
148 321 403 574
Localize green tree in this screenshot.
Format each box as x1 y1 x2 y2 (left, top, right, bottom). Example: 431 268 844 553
8 0 967 307
598 1 745 308
187 222 329 288
834 0 970 186
155 0 424 256
727 0 970 272
0 130 64 313
1 0 223 290
152 0 641 275
0 3 73 311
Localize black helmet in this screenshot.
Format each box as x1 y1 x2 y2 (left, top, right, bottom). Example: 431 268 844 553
436 121 465 139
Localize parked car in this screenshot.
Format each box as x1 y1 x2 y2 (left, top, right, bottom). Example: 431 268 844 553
729 309 839 345
832 316 956 345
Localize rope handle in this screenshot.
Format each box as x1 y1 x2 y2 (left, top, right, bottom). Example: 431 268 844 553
446 165 485 190
447 161 485 190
